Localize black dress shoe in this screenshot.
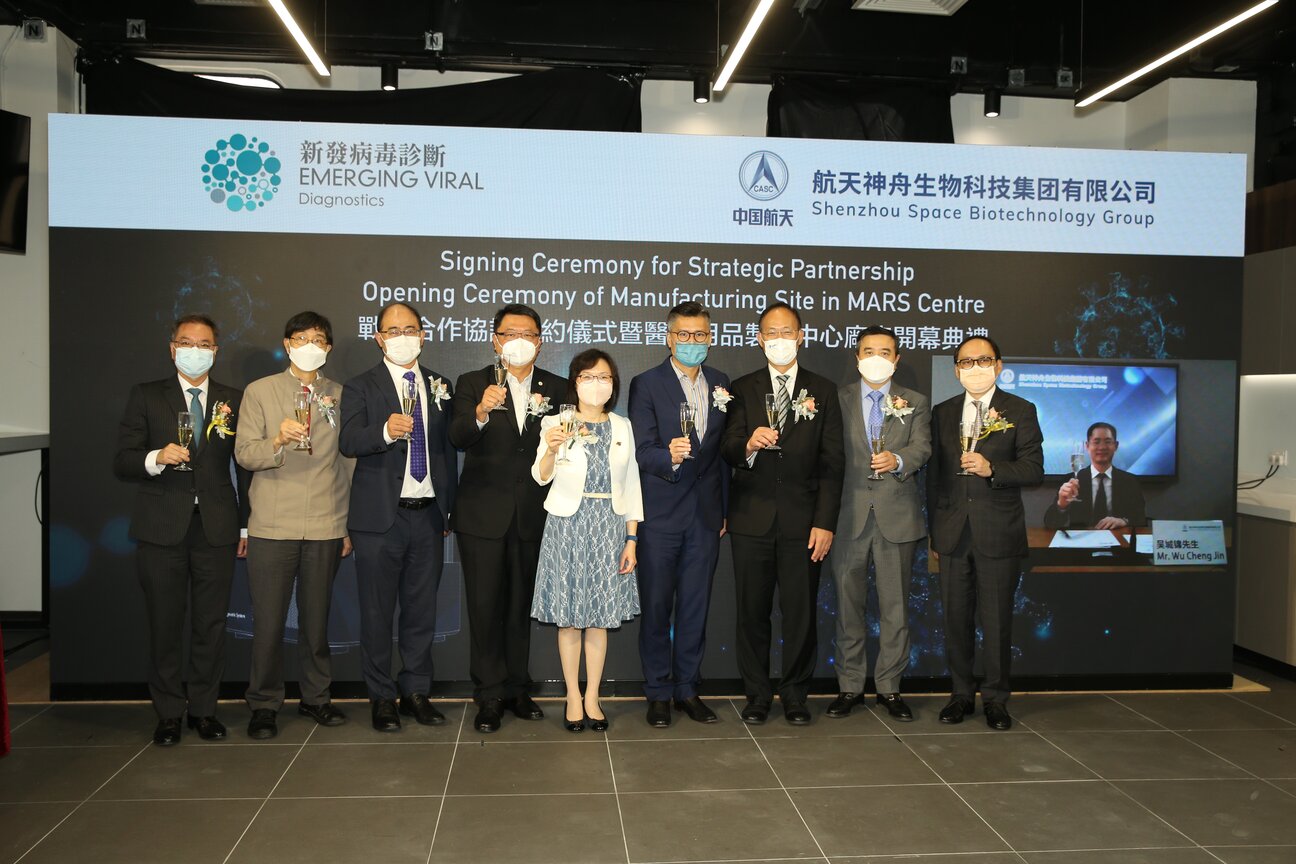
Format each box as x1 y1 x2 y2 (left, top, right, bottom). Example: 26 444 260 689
565 708 586 733
399 693 446 726
645 700 671 728
371 698 401 732
876 694 914 722
783 701 812 726
825 692 862 718
475 698 503 733
740 699 770 725
984 702 1013 731
672 696 718 724
506 694 545 720
153 718 182 746
298 702 347 727
587 705 609 732
187 715 227 740
247 709 278 740
938 698 975 725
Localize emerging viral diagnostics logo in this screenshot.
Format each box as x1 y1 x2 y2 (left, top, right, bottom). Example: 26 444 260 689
201 133 282 213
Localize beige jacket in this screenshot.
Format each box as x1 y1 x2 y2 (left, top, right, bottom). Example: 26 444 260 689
235 369 354 540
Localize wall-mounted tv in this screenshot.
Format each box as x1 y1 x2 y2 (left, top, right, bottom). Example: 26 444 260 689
0 109 31 254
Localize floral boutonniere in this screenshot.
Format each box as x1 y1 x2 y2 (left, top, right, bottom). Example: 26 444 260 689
712 386 733 413
207 400 235 440
792 389 817 423
313 393 338 428
430 377 451 412
882 394 914 424
527 393 552 417
978 407 1015 438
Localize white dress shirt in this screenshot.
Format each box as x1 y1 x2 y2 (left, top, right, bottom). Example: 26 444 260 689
145 374 209 477
1090 465 1112 508
961 385 997 429
475 367 534 433
380 358 435 500
747 363 799 467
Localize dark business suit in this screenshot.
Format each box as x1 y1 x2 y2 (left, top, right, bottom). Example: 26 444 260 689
628 358 730 702
113 376 247 720
1043 467 1147 529
722 366 844 704
449 365 565 702
340 361 457 701
928 388 1043 705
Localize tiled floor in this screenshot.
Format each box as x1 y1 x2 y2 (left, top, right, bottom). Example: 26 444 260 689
3 666 1296 863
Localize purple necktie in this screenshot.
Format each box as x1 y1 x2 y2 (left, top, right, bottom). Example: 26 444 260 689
403 371 428 482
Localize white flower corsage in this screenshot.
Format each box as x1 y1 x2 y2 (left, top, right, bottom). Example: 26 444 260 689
979 408 1014 437
882 394 914 424
527 393 552 417
792 389 818 423
712 386 733 413
430 377 451 412
207 401 235 440
313 393 338 428
568 424 597 450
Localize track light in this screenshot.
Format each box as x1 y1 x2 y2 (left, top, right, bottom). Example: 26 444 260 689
984 89 1001 118
714 0 777 92
1075 0 1278 108
266 0 330 77
693 73 711 104
381 64 398 92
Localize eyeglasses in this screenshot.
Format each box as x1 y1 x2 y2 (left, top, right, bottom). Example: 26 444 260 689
380 327 422 339
577 374 613 384
671 329 710 343
288 335 329 348
954 356 998 370
173 340 216 351
761 328 798 340
495 330 540 340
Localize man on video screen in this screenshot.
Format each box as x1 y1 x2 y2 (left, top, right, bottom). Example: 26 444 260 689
1044 422 1146 531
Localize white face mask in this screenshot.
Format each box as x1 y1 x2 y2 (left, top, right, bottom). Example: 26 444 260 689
763 338 798 367
499 337 537 367
857 355 895 385
959 364 997 394
382 334 421 366
175 346 215 379
576 379 614 407
289 343 328 372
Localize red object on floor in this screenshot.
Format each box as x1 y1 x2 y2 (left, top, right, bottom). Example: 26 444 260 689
0 624 9 757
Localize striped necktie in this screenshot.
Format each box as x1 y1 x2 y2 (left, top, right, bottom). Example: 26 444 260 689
775 374 791 431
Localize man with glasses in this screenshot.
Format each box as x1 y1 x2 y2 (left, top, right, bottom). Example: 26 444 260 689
1044 422 1146 530
340 302 457 733
113 314 248 745
450 304 565 733
628 301 730 728
928 335 1043 731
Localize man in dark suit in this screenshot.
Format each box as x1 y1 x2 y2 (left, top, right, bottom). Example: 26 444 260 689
340 302 457 733
928 335 1043 731
722 302 844 726
628 301 730 728
450 304 564 733
114 313 248 746
1044 422 1147 530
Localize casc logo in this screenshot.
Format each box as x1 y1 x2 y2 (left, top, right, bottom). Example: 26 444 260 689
201 133 281 213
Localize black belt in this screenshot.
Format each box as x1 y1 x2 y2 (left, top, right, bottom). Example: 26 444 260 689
398 497 435 510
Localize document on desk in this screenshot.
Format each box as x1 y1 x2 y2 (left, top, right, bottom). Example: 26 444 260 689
1048 530 1122 549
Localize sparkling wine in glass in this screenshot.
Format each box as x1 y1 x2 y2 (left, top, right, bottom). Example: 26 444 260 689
957 418 980 476
174 411 194 472
867 428 886 480
400 377 417 442
679 402 696 460
491 355 509 411
1069 442 1087 477
763 393 782 451
293 390 312 452
556 403 577 465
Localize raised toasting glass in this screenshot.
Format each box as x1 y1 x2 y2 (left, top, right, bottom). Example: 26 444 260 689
679 402 697 460
763 393 782 451
174 411 194 472
400 376 417 442
293 390 312 452
1070 442 1087 478
556 403 577 465
957 418 981 476
867 427 886 481
492 355 510 411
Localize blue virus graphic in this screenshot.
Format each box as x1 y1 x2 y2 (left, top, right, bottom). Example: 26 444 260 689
1054 272 1184 359
202 133 282 213
162 257 261 344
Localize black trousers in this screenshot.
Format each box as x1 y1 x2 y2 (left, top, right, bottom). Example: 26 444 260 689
940 522 1021 705
457 517 541 702
136 510 236 719
731 522 822 704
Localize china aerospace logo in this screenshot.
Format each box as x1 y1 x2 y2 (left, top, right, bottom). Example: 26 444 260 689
998 368 1016 388
740 150 788 201
201 133 282 213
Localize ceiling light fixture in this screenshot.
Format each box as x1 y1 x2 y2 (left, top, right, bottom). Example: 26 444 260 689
196 74 282 89
381 64 398 91
693 73 711 104
1075 0 1278 108
266 0 330 77
983 89 1001 118
714 0 777 92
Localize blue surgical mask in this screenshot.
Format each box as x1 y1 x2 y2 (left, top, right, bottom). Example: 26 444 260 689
674 343 708 368
175 346 215 379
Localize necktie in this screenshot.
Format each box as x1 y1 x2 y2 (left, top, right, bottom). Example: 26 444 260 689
972 399 984 428
867 390 884 440
403 371 428 483
188 387 203 453
1093 473 1109 521
775 374 791 431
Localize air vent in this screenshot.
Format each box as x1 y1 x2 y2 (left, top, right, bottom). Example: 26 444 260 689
851 0 972 15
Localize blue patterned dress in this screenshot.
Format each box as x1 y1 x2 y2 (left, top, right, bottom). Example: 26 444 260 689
531 419 641 628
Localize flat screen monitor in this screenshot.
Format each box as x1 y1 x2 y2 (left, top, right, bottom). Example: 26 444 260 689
0 109 31 254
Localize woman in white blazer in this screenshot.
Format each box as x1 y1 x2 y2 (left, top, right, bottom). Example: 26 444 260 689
531 349 644 732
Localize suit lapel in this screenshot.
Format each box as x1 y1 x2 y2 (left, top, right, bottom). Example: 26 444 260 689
377 363 402 418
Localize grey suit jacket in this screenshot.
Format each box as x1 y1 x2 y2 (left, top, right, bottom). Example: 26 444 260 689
836 381 932 544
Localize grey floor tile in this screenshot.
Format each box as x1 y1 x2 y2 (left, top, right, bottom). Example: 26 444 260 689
3 704 50 732
603 697 751 741
433 792 624 864
0 802 77 864
447 740 612 795
1114 779 1296 846
463 701 605 743
273 742 453 798
0 746 139 803
1022 851 1217 863
1109 696 1294 732
910 733 1096 784
793 784 1011 857
831 856 1022 864
217 707 316 745
1205 846 1296 863
1232 693 1296 724
8 704 157 747
1043 731 1248 780
760 734 941 788
961 781 1186 851
744 698 895 739
228 796 439 864
19 799 259 864
1011 695 1161 733
874 697 1032 736
308 699 465 744
1182 729 1296 778
610 737 778 792
621 788 819 862
93 742 298 800
1270 779 1296 797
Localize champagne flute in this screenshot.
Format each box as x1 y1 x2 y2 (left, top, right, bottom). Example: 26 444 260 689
491 355 509 411
957 418 980 476
763 393 782 451
400 377 417 442
679 402 696 460
174 411 194 472
556 403 577 464
293 390 312 452
867 427 886 481
1069 442 1087 478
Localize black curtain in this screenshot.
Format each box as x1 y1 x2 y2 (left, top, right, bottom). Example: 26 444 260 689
82 57 641 132
768 76 952 143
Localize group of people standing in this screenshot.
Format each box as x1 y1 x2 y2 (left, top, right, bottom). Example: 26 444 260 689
115 298 1043 747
